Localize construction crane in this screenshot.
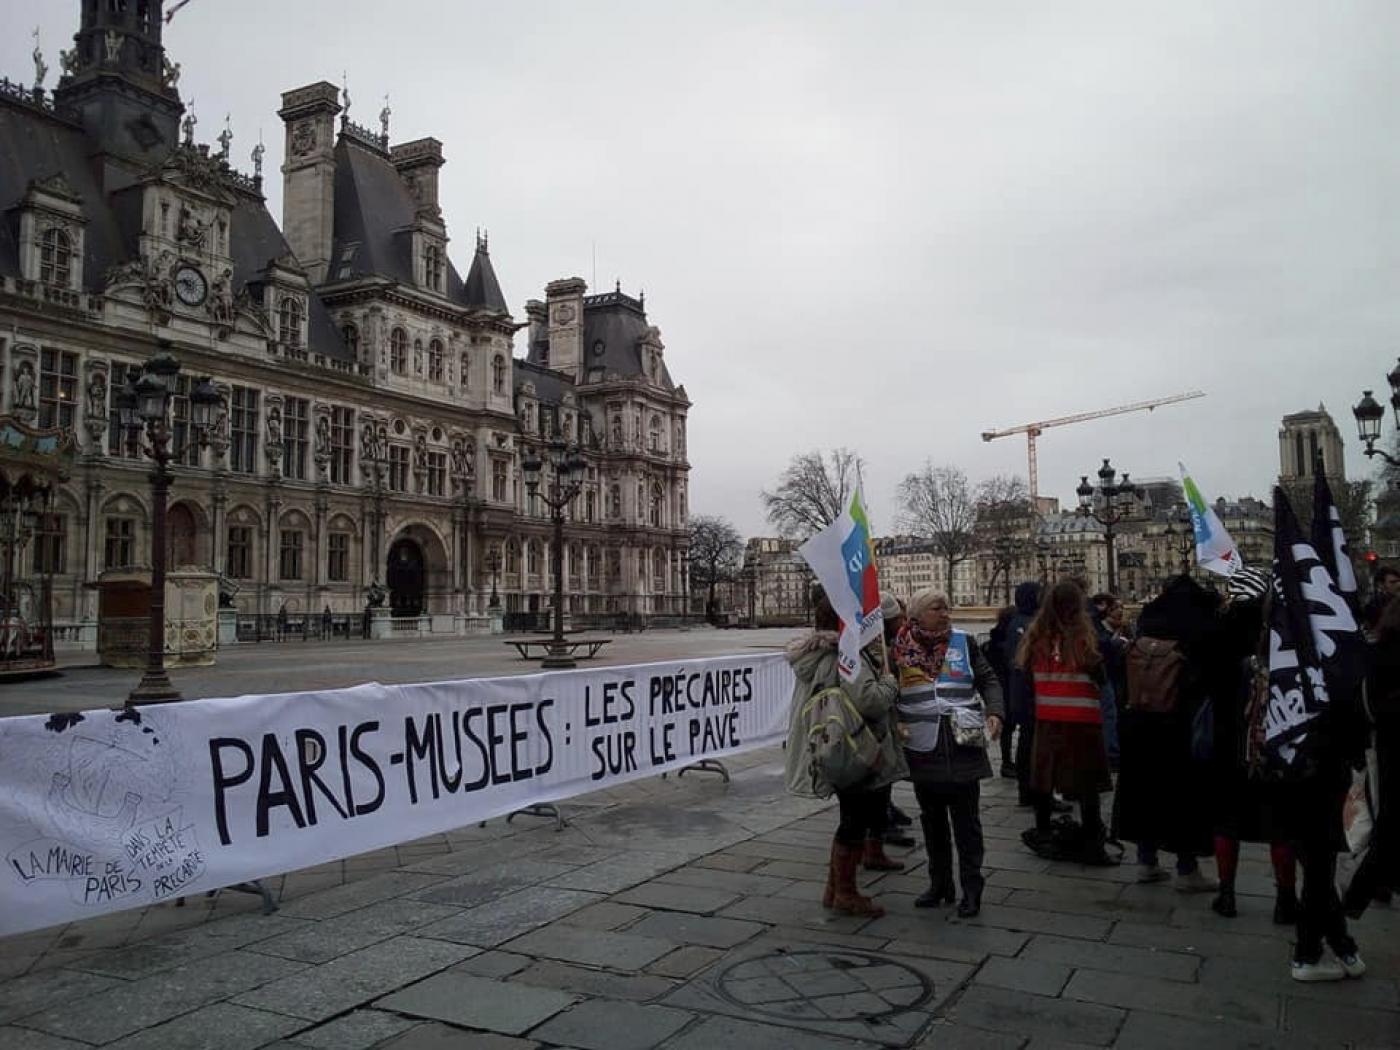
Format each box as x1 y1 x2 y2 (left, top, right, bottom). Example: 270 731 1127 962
981 391 1206 502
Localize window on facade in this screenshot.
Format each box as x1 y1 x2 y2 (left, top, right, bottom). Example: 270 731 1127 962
169 375 200 467
33 513 66 574
649 416 661 452
459 352 470 388
279 529 304 580
491 458 507 502
390 327 408 374
328 532 350 582
428 339 443 383
342 323 359 357
424 245 443 291
229 386 259 474
650 484 663 527
40 228 73 288
39 348 78 430
330 406 354 484
105 361 139 458
491 354 505 393
388 445 409 492
506 539 521 574
426 450 446 496
585 490 596 523
104 517 135 569
278 296 304 349
527 541 540 576
226 525 252 579
283 397 310 480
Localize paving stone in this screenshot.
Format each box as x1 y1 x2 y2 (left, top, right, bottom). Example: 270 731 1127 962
69 913 315 979
408 859 579 907
451 951 534 978
867 918 1029 963
628 911 765 949
960 904 1112 941
100 1002 304 1050
503 925 675 970
718 894 870 931
528 998 692 1050
250 899 462 963
0 967 124 1025
655 867 797 896
663 1013 882 1050
1199 954 1398 1009
1063 969 1280 1028
913 1021 1023 1049
414 887 601 947
232 936 474 1022
973 956 1072 997
18 950 307 1044
614 881 741 914
1021 935 1200 982
946 985 1124 1046
0 1028 92 1050
276 871 445 919
558 901 648 931
647 945 724 978
288 1008 419 1048
1002 888 1173 922
512 959 676 1001
1283 996 1400 1047
695 853 765 873
543 852 687 894
374 1025 538 1050
375 971 575 1035
1109 921 1283 962
749 860 830 882
1113 1009 1326 1049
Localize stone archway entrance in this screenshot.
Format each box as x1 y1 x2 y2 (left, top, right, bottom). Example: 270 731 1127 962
387 537 425 617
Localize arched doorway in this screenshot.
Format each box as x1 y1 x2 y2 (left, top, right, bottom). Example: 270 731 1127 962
167 502 200 568
387 537 425 617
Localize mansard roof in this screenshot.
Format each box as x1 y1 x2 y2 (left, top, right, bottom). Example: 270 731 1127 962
581 291 674 388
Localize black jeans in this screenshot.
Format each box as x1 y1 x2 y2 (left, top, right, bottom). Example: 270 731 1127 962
835 787 884 846
1296 800 1357 963
914 781 985 897
868 783 892 839
1016 720 1043 805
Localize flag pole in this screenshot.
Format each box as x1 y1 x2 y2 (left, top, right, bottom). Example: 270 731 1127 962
854 462 892 675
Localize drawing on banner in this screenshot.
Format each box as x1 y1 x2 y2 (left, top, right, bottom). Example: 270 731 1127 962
3 707 204 908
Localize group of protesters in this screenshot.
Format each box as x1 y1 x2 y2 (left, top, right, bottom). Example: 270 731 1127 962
787 564 1399 983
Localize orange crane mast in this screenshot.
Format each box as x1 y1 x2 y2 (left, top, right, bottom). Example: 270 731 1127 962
981 391 1206 502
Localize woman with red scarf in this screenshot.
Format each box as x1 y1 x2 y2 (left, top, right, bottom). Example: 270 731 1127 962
1015 579 1115 865
894 589 1004 917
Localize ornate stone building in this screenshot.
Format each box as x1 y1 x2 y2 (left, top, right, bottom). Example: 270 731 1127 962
0 1 690 640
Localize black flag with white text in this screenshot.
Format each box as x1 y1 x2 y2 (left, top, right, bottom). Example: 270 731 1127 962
1312 469 1359 612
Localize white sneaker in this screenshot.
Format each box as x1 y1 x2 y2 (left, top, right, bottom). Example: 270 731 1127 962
1291 958 1346 982
1174 870 1219 894
1337 952 1367 979
1137 864 1169 884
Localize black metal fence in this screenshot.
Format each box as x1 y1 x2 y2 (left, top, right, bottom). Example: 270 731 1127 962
235 612 368 643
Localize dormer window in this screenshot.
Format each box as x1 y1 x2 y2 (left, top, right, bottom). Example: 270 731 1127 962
40 229 73 288
342 322 359 357
423 245 443 292
278 296 304 349
390 327 408 375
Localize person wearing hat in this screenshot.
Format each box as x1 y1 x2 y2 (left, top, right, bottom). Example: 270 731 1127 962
894 588 1004 917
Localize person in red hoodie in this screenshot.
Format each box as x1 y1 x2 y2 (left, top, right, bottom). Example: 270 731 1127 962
1015 579 1115 865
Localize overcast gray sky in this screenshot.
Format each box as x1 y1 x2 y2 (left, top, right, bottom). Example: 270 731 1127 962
6 1 1393 535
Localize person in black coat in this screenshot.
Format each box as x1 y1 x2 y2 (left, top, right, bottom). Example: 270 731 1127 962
1003 581 1042 806
1114 575 1221 891
1365 598 1400 901
988 605 1016 777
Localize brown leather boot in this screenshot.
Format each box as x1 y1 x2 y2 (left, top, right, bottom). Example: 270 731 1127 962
831 843 885 917
863 836 905 872
822 838 837 908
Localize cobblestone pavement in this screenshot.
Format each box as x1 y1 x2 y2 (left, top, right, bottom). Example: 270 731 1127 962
3 745 1398 1049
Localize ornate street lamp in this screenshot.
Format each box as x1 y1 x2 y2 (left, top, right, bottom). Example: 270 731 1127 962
362 421 390 594
118 355 221 703
1351 358 1400 466
1077 458 1139 595
485 546 501 609
521 434 586 668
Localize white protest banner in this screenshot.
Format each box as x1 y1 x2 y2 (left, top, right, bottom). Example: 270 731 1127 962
0 652 795 937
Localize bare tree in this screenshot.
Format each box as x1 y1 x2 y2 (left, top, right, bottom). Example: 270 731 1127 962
975 475 1035 604
897 463 978 605
761 448 865 538
687 515 745 622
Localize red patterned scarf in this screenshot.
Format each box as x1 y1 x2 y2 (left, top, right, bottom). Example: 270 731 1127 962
893 620 950 681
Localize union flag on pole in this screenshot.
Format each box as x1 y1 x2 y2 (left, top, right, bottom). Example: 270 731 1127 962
798 489 883 681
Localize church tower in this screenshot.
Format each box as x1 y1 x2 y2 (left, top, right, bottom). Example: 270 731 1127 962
53 0 183 164
1279 404 1346 484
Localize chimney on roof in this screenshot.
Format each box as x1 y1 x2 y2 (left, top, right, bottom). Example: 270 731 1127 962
525 299 547 355
545 277 587 382
278 81 341 284
390 137 444 216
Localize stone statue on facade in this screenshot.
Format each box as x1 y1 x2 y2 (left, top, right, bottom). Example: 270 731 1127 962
216 115 232 161
104 29 122 65
181 104 196 147
379 95 391 142
176 204 206 248
265 405 282 453
209 269 235 329
13 361 37 414
251 138 265 180
59 47 78 79
162 53 180 88
85 370 107 421
314 414 331 473
611 416 622 449
31 29 48 89
360 420 377 466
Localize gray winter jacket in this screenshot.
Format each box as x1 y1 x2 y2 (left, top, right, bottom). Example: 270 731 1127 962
784 631 907 798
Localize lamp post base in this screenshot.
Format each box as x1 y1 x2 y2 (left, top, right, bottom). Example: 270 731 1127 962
128 671 182 704
541 651 577 670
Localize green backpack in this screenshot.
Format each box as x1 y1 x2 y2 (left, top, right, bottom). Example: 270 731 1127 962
802 686 882 795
